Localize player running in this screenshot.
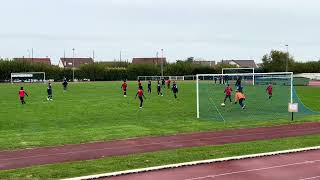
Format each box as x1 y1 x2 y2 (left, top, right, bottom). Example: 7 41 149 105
62 78 68 91
18 87 28 104
167 79 171 89
157 80 163 96
223 84 233 103
234 89 246 109
121 80 128 97
135 86 146 108
171 81 178 98
47 82 53 101
147 80 152 94
266 83 273 99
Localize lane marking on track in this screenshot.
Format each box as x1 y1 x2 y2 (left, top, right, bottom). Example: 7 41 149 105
299 176 320 180
62 146 320 180
1 127 319 162
184 160 320 180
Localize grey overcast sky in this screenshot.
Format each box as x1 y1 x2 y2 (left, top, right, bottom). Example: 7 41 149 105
0 0 319 64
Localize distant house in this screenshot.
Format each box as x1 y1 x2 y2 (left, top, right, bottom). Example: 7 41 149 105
220 60 257 68
132 57 166 65
59 58 94 68
193 60 216 67
14 57 51 65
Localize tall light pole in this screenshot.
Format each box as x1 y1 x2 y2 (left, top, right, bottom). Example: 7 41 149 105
285 44 289 72
72 48 75 82
120 50 122 67
161 49 164 77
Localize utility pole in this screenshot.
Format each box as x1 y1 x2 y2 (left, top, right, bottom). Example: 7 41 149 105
285 44 289 72
161 49 164 77
72 48 75 82
92 50 95 61
31 48 34 60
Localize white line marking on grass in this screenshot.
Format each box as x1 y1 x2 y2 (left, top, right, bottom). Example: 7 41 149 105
62 146 320 180
184 160 320 180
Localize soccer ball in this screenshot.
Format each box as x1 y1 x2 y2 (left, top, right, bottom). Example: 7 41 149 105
221 103 225 107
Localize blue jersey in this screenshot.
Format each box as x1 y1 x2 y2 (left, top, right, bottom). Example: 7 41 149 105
47 84 52 94
172 84 178 93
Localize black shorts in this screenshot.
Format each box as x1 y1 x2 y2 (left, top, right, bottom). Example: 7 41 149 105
20 97 24 101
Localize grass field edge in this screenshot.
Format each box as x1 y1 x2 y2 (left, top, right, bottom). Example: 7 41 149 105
63 146 320 180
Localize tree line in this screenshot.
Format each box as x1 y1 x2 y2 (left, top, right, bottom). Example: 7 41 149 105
261 50 320 73
1 51 319 82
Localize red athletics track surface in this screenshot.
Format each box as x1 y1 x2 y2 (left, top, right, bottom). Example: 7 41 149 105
1 122 320 170
102 149 320 180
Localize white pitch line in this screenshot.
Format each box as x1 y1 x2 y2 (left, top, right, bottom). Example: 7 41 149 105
62 146 320 180
184 160 320 180
298 176 320 180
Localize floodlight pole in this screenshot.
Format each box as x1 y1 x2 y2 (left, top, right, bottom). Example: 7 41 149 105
72 48 75 82
161 49 164 77
285 45 289 72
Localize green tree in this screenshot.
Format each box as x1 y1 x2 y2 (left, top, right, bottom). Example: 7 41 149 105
262 50 294 72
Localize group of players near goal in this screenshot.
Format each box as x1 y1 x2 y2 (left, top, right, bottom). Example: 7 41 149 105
17 77 273 110
221 77 273 109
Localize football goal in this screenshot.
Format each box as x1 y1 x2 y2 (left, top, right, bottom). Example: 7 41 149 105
11 72 46 83
196 72 294 122
222 68 255 85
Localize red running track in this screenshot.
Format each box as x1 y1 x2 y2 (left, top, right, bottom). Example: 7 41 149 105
309 81 320 86
1 122 320 170
103 149 320 180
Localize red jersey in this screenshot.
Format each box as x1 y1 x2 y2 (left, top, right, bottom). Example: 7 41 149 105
19 90 26 97
137 89 144 97
167 80 171 84
122 83 127 90
224 86 232 96
267 85 273 93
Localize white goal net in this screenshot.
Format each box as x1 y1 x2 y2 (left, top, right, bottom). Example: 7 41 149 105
196 72 294 122
11 72 46 83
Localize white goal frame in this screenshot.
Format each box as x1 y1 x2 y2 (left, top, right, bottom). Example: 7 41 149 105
196 72 293 118
11 72 46 84
222 68 255 85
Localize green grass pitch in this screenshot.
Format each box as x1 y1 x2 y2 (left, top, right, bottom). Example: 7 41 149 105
0 81 319 150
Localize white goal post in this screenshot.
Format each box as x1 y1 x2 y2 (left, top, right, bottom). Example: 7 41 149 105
222 68 255 85
196 72 294 118
11 72 46 84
